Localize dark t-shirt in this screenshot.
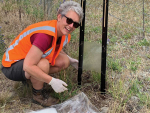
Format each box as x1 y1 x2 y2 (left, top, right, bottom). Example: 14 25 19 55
30 33 53 53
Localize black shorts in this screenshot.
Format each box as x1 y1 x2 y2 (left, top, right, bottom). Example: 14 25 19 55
1 59 26 81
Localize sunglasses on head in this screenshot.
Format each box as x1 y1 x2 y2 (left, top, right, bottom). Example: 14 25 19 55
63 15 80 28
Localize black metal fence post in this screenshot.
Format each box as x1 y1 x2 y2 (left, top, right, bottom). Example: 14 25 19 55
78 0 86 86
101 0 109 93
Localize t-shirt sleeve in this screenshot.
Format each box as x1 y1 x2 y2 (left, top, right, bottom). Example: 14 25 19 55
30 33 53 53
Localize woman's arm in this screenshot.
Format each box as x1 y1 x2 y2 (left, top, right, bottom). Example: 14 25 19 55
23 45 52 84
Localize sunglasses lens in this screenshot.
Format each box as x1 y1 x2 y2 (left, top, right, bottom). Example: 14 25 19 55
66 18 73 24
73 23 80 28
64 15 80 28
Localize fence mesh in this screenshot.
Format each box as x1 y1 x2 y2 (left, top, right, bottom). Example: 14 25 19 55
0 0 150 69
0 0 150 111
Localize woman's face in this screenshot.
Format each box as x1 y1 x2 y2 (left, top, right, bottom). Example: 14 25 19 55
57 10 80 37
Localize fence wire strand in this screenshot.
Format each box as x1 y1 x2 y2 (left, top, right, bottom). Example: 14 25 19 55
86 0 149 37
0 0 150 58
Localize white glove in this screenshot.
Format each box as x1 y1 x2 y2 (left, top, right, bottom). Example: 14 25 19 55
49 77 68 93
67 55 78 70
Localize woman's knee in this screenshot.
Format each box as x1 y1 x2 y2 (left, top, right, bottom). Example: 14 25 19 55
56 54 70 69
37 58 50 74
61 57 70 69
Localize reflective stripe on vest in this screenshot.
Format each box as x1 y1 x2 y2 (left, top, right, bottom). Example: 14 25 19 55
42 35 69 58
63 35 68 47
42 48 53 58
5 26 55 61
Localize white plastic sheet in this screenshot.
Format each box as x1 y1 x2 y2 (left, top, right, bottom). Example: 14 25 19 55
29 108 57 113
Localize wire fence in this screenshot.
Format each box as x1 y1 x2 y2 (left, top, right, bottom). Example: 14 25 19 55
85 0 150 42
109 0 150 36
0 0 150 61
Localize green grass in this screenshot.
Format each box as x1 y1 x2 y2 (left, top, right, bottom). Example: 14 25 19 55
122 33 133 39
129 79 140 94
0 27 6 62
109 36 118 44
92 71 101 82
129 57 141 72
0 0 150 112
129 78 150 107
107 58 123 72
130 61 138 71
137 39 150 46
14 82 32 98
0 91 14 108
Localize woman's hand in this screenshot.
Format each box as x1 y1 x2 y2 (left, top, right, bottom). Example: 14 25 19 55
49 77 68 93
67 55 78 70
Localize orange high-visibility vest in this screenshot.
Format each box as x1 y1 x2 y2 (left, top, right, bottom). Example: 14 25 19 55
2 20 71 67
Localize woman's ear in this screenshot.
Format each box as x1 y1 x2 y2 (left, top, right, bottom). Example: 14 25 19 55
57 14 62 22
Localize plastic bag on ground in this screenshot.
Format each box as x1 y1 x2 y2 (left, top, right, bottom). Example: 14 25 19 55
28 92 100 113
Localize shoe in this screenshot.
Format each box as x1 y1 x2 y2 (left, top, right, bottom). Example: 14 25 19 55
32 89 59 107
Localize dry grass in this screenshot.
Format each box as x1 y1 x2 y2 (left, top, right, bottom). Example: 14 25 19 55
0 0 150 113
